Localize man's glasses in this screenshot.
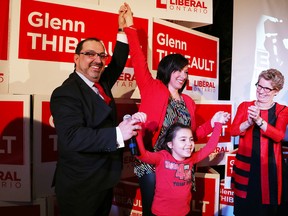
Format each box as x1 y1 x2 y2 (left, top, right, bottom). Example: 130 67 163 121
255 83 275 93
80 51 109 60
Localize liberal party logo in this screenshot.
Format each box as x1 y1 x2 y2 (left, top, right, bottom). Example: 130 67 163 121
156 0 167 9
156 0 208 10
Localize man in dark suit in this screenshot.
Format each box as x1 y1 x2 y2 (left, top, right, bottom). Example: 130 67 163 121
50 5 140 216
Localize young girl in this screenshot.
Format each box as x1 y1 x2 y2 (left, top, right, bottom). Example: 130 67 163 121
135 121 223 216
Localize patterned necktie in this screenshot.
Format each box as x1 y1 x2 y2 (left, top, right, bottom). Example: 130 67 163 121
93 82 111 105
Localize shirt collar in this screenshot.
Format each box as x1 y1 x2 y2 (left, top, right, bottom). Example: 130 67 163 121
75 71 94 88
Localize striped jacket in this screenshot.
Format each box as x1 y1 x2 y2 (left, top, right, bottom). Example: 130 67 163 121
231 101 288 204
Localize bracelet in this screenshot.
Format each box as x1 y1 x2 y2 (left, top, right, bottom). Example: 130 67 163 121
118 28 123 32
257 119 264 127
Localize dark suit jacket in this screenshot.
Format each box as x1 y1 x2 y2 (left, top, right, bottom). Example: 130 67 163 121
50 41 129 211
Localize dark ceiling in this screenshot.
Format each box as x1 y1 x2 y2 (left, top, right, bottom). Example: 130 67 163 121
195 0 233 100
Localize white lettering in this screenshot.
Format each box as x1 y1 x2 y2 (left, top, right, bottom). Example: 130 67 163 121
49 135 58 151
191 200 210 212
190 57 214 71
27 33 78 53
157 33 187 51
28 12 85 32
1 136 16 154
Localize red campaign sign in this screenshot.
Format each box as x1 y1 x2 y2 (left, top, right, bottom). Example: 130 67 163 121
41 101 57 162
19 0 148 65
0 0 9 60
0 101 24 165
152 21 218 78
194 103 232 144
191 177 217 215
220 183 234 206
226 155 235 177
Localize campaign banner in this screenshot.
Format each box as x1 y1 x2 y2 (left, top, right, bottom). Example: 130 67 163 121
0 0 9 60
0 94 31 201
9 0 148 96
99 0 213 27
224 150 237 189
190 167 220 216
33 95 57 199
18 0 148 65
111 68 139 99
194 101 234 166
194 102 232 143
219 182 234 216
186 75 219 101
152 19 219 101
152 19 218 77
130 18 219 101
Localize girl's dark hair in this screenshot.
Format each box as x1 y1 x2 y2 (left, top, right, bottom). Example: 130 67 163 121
156 54 189 93
157 122 191 153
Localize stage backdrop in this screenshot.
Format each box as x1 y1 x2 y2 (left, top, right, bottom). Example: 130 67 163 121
6 0 219 101
231 0 288 107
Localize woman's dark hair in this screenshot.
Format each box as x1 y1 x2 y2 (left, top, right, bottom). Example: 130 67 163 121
156 53 189 93
157 122 191 153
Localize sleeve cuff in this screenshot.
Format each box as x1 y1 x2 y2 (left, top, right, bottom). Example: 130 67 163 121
117 33 128 44
116 127 125 148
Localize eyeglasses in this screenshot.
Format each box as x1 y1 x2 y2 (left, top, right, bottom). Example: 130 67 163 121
255 83 275 93
79 51 109 60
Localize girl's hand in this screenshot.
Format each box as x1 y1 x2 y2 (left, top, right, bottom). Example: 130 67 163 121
211 111 231 127
132 112 147 123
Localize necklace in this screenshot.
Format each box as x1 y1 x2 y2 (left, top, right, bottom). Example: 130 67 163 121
255 101 275 110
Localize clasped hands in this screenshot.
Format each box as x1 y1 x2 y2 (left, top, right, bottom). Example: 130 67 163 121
211 111 231 127
118 2 133 29
118 112 147 141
